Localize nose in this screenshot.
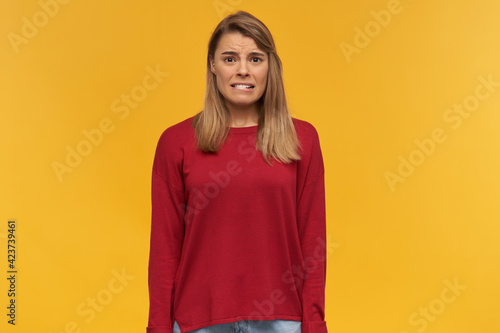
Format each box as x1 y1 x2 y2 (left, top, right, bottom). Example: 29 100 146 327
236 61 250 77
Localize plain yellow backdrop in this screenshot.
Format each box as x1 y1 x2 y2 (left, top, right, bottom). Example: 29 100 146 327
1 0 499 332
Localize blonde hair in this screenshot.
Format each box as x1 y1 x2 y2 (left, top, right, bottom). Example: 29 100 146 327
192 10 302 165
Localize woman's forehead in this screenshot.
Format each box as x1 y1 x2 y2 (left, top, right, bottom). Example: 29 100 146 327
215 32 264 54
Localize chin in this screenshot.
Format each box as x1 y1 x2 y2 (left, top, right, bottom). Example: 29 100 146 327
231 100 259 106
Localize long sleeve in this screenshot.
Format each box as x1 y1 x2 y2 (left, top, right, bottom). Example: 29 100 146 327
296 126 328 333
147 129 186 333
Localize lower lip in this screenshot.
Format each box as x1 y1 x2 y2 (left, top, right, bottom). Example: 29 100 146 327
231 85 254 92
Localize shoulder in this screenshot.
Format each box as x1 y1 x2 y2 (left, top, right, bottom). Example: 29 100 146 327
153 116 196 167
291 117 323 167
156 116 196 147
291 117 324 182
159 116 195 139
291 116 321 145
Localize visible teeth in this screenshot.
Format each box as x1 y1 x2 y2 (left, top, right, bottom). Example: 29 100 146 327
233 84 253 89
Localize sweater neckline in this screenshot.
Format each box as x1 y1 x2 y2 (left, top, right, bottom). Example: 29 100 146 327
229 125 258 134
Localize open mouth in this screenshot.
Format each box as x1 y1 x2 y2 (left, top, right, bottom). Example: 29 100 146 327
231 84 255 90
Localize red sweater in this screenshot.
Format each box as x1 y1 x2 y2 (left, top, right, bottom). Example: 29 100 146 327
147 116 328 333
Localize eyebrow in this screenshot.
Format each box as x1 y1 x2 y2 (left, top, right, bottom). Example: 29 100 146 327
221 51 266 57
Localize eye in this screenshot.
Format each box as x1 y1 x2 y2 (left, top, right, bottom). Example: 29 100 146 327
251 57 262 62
224 57 235 63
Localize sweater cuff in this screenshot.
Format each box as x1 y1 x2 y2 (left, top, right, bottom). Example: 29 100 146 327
301 321 328 333
146 326 173 333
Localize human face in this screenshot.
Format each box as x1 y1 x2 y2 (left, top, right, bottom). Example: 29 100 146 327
209 32 268 114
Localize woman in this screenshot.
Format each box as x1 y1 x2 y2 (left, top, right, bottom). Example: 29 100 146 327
147 11 328 333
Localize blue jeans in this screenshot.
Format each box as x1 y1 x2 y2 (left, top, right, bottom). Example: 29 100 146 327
173 319 301 333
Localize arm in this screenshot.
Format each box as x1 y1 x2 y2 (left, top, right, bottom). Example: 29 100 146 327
297 126 328 333
147 130 186 333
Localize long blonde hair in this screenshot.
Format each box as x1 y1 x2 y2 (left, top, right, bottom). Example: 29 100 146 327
192 11 302 165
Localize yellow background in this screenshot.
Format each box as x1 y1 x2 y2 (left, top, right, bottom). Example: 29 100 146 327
1 0 499 332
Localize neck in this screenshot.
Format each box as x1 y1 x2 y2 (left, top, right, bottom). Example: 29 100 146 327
227 105 260 127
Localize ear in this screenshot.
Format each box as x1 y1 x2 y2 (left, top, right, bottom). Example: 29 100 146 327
209 55 216 74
